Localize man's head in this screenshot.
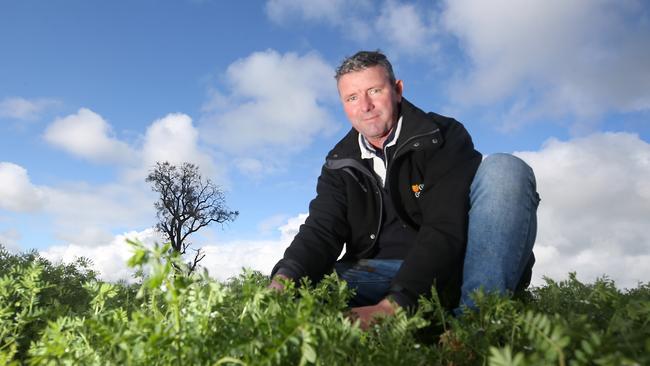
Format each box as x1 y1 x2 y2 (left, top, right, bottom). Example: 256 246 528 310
336 51 403 148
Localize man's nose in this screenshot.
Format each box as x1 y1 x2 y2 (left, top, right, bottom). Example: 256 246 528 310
359 94 374 112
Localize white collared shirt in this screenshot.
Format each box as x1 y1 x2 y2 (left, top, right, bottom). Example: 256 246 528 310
358 116 403 187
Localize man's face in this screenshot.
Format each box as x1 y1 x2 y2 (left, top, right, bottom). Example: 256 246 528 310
337 66 403 148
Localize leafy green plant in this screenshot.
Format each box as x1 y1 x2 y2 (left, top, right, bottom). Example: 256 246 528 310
0 243 648 365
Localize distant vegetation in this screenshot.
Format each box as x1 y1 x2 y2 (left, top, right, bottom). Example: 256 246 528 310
1 243 648 365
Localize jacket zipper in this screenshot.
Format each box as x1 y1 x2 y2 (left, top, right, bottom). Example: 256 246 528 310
386 128 440 193
384 128 440 230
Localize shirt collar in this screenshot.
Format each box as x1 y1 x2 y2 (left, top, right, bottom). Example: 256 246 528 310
358 116 403 160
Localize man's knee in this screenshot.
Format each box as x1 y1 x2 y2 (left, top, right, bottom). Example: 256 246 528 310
472 153 538 202
478 153 534 182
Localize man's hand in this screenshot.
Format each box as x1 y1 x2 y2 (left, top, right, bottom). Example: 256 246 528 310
268 273 290 292
347 298 398 330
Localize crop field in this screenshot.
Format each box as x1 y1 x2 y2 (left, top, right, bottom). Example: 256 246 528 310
1 241 648 365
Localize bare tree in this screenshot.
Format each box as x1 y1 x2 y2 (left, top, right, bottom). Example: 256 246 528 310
146 161 238 273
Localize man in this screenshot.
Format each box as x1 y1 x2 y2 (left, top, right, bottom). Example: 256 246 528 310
270 51 539 329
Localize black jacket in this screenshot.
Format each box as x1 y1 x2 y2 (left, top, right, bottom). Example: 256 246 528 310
272 98 482 308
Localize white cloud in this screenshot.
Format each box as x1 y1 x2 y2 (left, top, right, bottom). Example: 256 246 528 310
279 213 308 242
265 0 436 55
0 228 22 253
266 0 351 25
42 109 221 180
0 97 60 121
199 213 307 280
0 162 46 213
41 228 164 283
44 108 135 163
45 109 231 188
199 239 288 281
0 161 155 250
8 109 227 252
515 132 650 288
265 0 650 131
140 113 221 180
442 0 650 130
200 50 338 165
234 158 266 177
41 182 155 246
375 0 437 55
142 113 199 165
257 213 290 235
39 214 309 283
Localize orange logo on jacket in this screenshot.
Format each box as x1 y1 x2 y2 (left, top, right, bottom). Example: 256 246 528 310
411 183 424 198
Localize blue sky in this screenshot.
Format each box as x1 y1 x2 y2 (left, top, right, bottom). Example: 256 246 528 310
1 0 649 287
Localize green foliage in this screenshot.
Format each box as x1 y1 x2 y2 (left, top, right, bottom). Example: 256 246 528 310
0 245 140 362
0 243 648 365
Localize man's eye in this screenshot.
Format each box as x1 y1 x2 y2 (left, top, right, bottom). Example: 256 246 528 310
346 95 358 102
369 88 381 95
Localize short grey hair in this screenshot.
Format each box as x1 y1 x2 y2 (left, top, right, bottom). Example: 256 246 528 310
335 50 396 84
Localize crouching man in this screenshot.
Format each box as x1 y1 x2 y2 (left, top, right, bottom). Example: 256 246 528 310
270 51 539 329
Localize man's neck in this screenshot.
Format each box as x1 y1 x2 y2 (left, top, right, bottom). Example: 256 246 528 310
362 119 401 156
368 107 401 149
367 130 394 150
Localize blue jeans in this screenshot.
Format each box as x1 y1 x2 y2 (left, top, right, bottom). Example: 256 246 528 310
334 259 404 307
335 153 540 312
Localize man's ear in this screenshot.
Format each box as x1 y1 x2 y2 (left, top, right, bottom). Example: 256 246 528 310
395 79 404 101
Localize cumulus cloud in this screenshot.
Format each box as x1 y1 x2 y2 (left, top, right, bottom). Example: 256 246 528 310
9 108 226 251
234 158 267 178
0 162 46 213
279 213 308 242
0 228 22 253
257 213 290 235
515 132 650 288
266 0 353 25
199 239 288 281
44 108 135 163
0 161 154 250
443 0 650 130
43 109 219 175
0 97 60 121
199 213 307 280
265 1 649 131
40 108 227 187
200 50 338 172
139 113 222 180
266 0 436 55
41 228 164 283
375 0 437 55
40 214 308 283
41 182 154 246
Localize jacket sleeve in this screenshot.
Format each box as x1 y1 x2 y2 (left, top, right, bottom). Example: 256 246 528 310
389 118 481 309
271 164 349 284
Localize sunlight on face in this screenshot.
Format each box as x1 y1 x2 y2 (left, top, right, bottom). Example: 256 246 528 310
337 66 403 148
